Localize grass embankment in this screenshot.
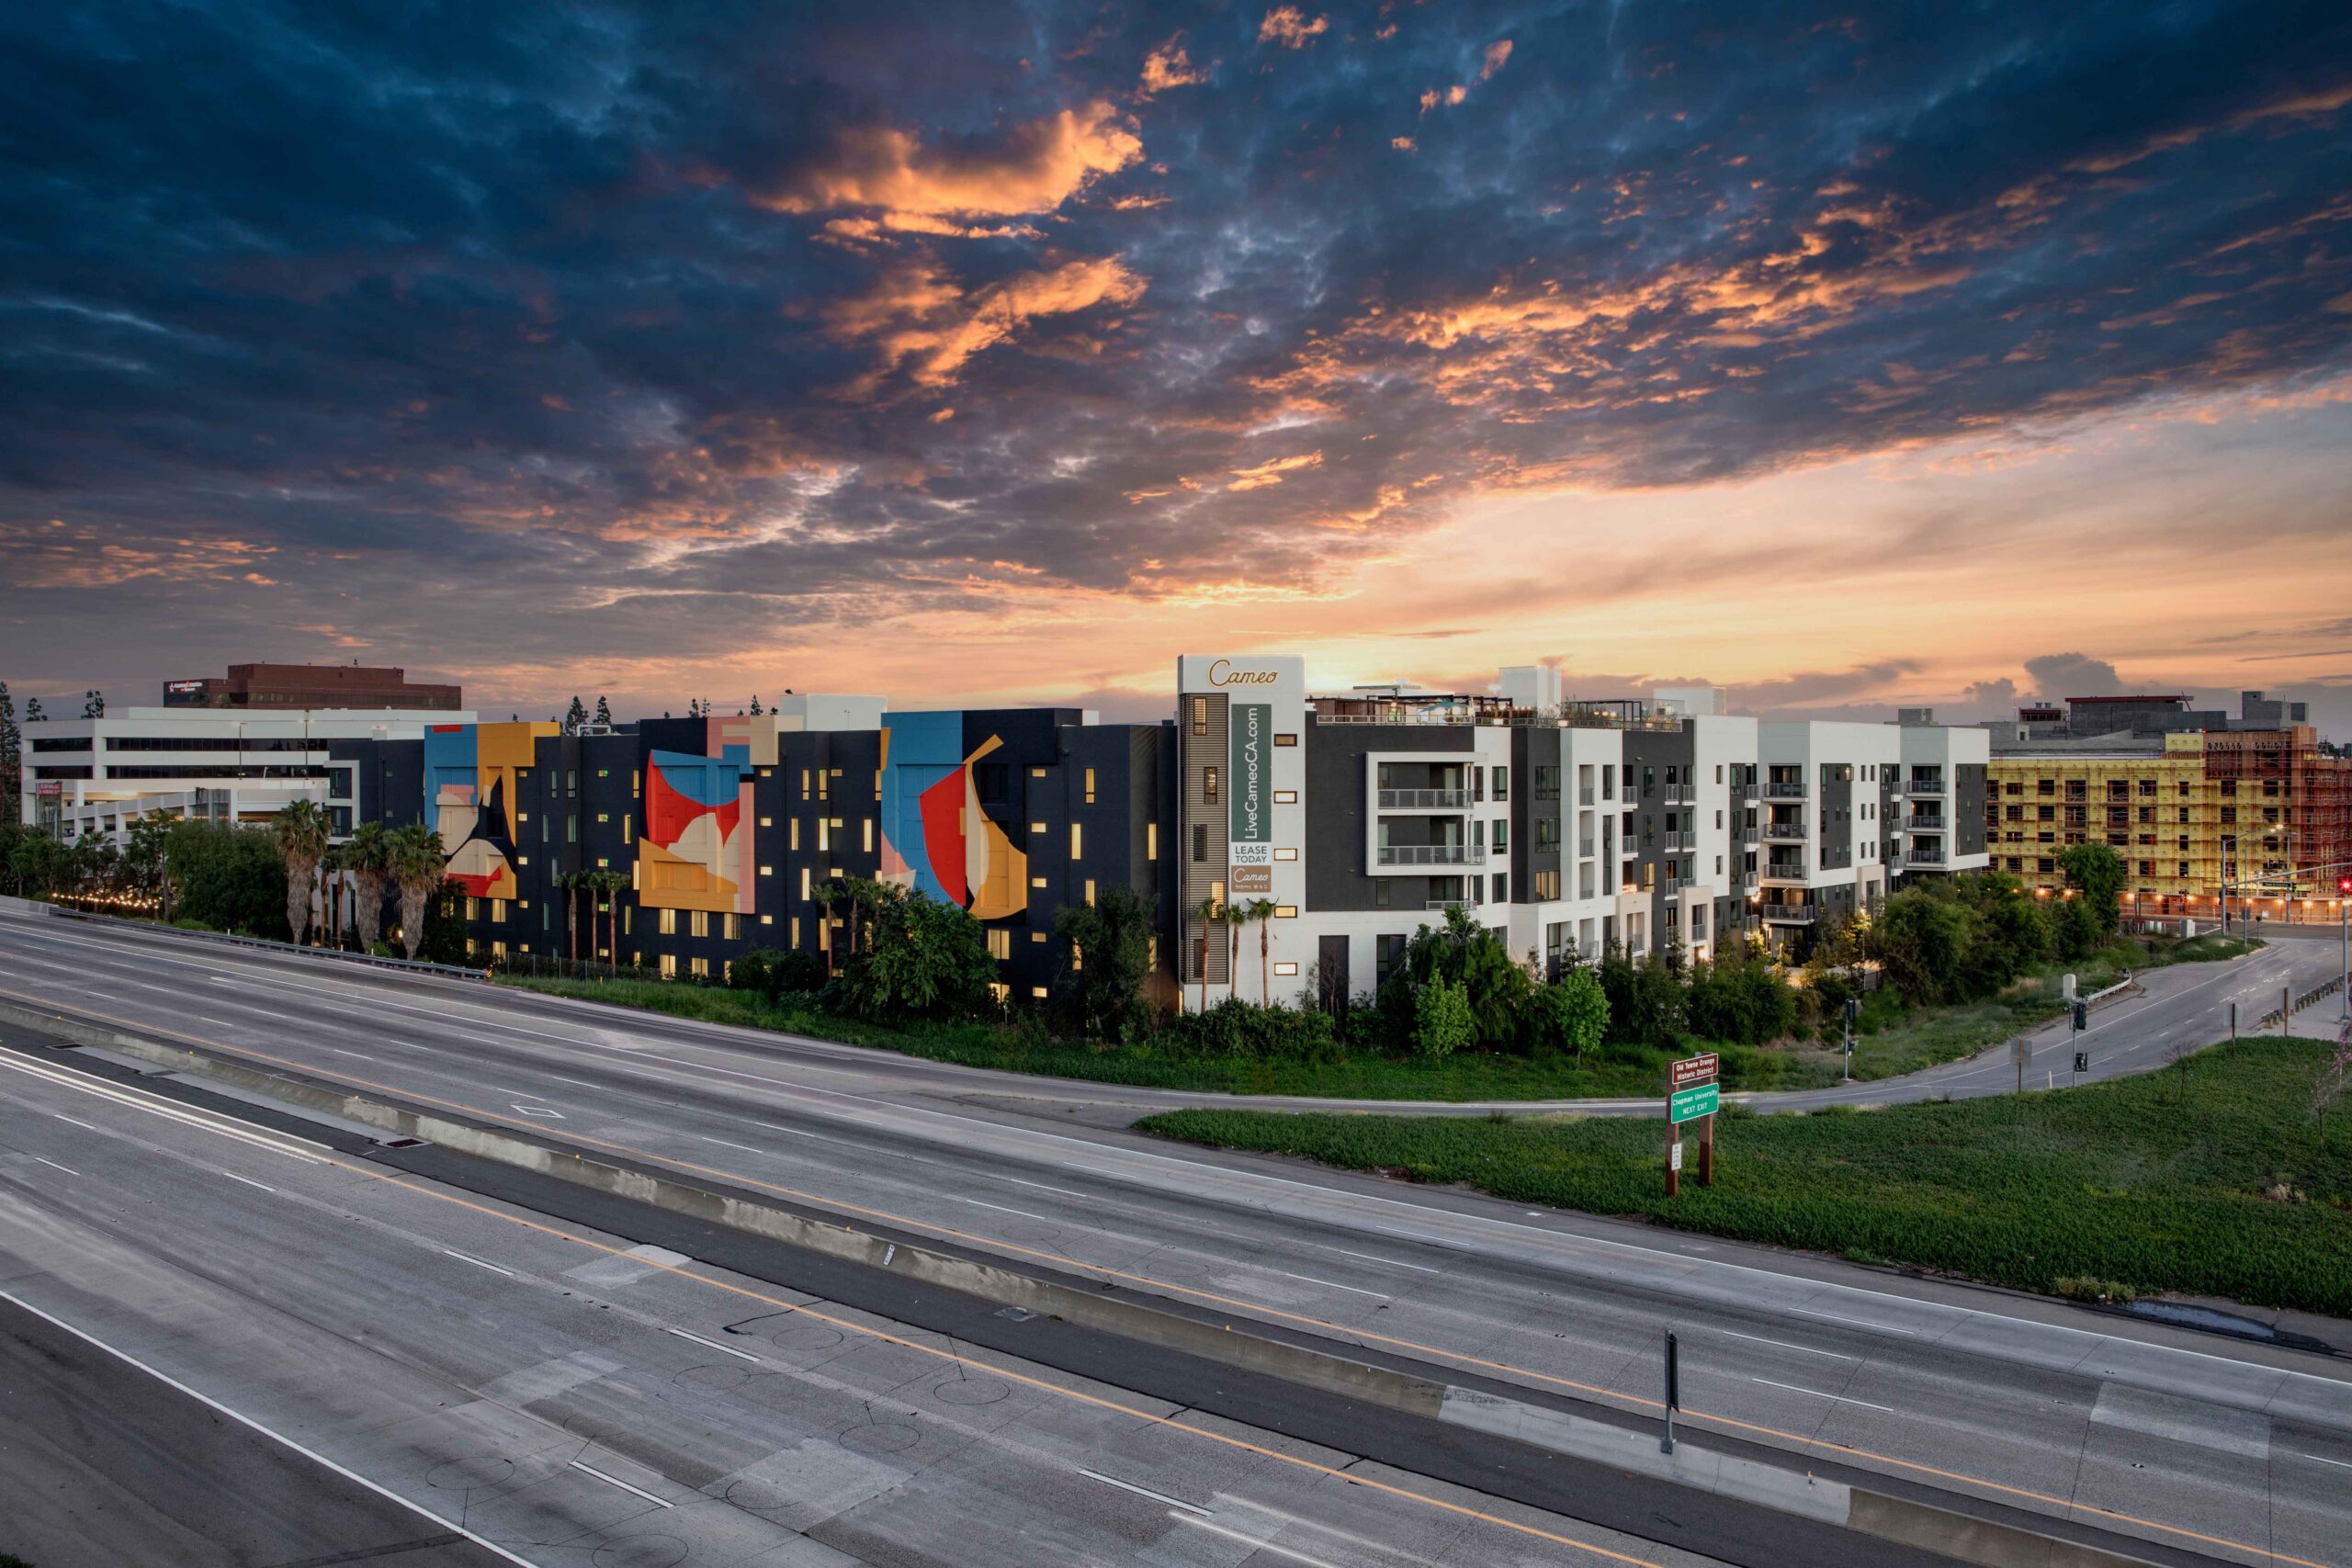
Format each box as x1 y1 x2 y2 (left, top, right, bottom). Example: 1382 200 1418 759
1139 1038 2352 1315
1789 932 2262 1087
496 975 1678 1100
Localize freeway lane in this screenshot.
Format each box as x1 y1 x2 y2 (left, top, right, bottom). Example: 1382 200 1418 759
0 1042 1734 1568
6 909 2352 1567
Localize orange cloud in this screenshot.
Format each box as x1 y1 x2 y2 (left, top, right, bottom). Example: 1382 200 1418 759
1140 36 1208 96
752 102 1140 223
1478 39 1514 81
1259 6 1328 48
1227 451 1323 491
827 255 1147 391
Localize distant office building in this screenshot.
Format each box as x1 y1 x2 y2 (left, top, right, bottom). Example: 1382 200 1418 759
163 662 463 711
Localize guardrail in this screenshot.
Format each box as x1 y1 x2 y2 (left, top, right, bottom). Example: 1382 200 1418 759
38 903 491 981
1377 787 1472 810
1375 843 1485 866
2257 975 2346 1029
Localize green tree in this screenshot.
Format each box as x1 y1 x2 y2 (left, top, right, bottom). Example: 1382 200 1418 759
1413 975 1475 1061
1385 906 1534 1050
0 680 17 826
1870 888 1975 1005
562 695 587 734
386 822 446 961
22 697 44 723
123 809 175 919
1052 885 1157 1043
2059 843 2126 942
345 820 390 951
2052 893 2102 962
1246 896 1278 1005
164 821 282 932
1530 967 1609 1062
838 883 999 1022
82 688 105 718
593 694 613 727
1191 893 1224 1015
272 799 331 943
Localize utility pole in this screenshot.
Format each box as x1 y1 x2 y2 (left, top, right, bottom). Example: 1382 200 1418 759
2338 874 2349 1021
1842 997 1857 1085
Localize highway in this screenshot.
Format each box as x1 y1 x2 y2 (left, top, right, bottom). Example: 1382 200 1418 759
4 907 2351 1567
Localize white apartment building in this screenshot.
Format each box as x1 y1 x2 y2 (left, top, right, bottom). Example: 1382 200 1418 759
17 706 479 845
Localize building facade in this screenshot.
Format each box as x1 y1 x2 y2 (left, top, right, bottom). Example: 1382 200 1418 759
1985 692 2351 920
162 661 464 711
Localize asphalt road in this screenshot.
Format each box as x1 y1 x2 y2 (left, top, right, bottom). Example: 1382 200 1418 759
0 1038 1730 1568
0 1292 513 1568
5 908 2352 1568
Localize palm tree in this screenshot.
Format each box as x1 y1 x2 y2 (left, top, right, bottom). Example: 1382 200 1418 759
322 842 346 951
558 870 581 969
346 821 390 952
272 799 331 944
1247 897 1279 1005
386 822 446 962
1191 892 1224 1014
1228 900 1247 1002
591 869 627 974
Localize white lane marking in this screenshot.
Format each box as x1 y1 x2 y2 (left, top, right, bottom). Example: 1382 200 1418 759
32 1156 82 1176
1751 1376 1894 1412
665 1327 761 1363
442 1249 515 1278
964 1200 1053 1221
0 1290 542 1567
329 1048 374 1059
1002 1177 1091 1200
1719 1329 1853 1359
511 1103 564 1120
1269 1269 1388 1300
700 1136 762 1153
568 1460 673 1507
1170 1514 1342 1566
4 1055 326 1165
1788 1306 1914 1336
1326 1247 1441 1274
2300 1453 2352 1470
1075 1468 1212 1517
198 1018 238 1029
220 1171 277 1193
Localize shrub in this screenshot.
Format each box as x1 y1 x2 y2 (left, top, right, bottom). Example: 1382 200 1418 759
1413 976 1475 1061
835 884 1001 1022
1051 886 1157 1043
1157 998 1340 1062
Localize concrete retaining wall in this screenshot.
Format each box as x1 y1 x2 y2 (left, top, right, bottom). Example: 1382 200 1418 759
0 994 2165 1568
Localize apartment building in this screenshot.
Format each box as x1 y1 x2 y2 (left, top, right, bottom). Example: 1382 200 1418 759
1985 692 2350 919
1166 655 1993 1003
368 702 1175 1007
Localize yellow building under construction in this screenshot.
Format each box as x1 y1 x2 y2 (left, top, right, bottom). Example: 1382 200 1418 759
1984 733 2224 912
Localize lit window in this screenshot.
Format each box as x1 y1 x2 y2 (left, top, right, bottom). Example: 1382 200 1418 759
1274 905 1297 918
759 863 774 876
1030 875 1047 888
1273 962 1298 976
1030 821 1048 834
863 818 874 852
790 818 800 850
1273 733 1296 747
1083 768 1096 805
1147 822 1158 860
760 914 774 926
759 815 773 828
1031 931 1048 943
1069 822 1082 861
1031 986 1048 998
1274 847 1297 861
987 929 1012 959
1273 790 1297 805
1084 879 1096 907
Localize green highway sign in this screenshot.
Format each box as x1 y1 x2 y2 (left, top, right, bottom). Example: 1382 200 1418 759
1669 1083 1719 1124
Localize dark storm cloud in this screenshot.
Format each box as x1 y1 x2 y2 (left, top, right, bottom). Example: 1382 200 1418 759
2 0 2349 683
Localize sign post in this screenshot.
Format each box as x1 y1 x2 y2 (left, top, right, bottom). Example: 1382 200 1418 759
2013 1033 2031 1096
1667 1054 1719 1196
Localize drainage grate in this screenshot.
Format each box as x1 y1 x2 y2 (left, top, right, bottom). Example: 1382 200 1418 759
994 1306 1037 1322
378 1136 427 1149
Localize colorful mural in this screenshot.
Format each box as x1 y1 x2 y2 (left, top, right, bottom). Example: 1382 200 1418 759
637 716 771 915
424 722 552 898
878 712 1027 919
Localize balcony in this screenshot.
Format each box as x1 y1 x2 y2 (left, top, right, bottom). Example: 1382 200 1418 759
1736 823 1758 842
1742 870 1761 891
1764 780 1807 800
1760 862 1809 883
1425 897 1478 911
1668 829 1700 851
1578 785 1597 805
1907 776 1946 796
1758 903 1817 924
1906 849 1947 867
1376 843 1486 866
1668 787 1698 806
1666 875 1699 895
1620 835 1638 854
1761 822 1807 842
1378 787 1471 811
1577 839 1596 858
1905 814 1946 831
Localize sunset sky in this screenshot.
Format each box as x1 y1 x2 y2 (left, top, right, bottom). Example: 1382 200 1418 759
3 2 2348 732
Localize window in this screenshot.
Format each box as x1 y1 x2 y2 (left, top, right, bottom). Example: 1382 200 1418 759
659 953 678 978
1493 766 1510 802
1492 820 1509 852
1492 872 1510 902
1192 823 1207 863
1272 789 1297 805
798 866 811 899
1274 905 1297 918
789 818 801 849
723 913 740 941
658 908 678 935
1083 767 1096 805
818 818 831 852
863 818 874 853
690 956 709 979
1274 846 1297 861
1273 962 1298 976
1030 820 1048 834
1191 696 1209 736
1030 875 1047 888
1203 766 1219 803
489 898 507 926
1374 879 1391 906
1274 732 1296 747
758 815 772 828
987 929 1012 960
1147 822 1159 860
1084 879 1096 907
1069 822 1083 861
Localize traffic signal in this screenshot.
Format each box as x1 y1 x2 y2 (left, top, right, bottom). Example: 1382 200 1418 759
2073 1000 2089 1031
2339 874 2351 895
